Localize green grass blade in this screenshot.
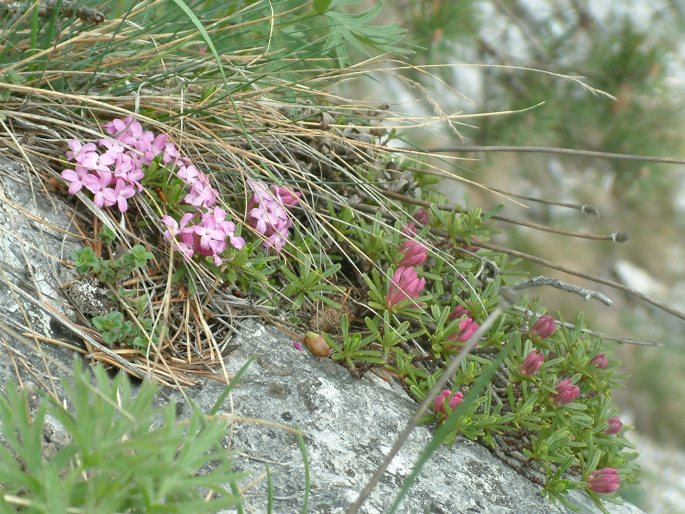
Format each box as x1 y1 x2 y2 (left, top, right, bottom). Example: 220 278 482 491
208 355 254 415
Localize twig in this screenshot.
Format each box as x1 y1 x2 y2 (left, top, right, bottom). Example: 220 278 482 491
381 190 626 242
477 184 600 216
509 275 613 306
468 238 685 323
418 145 685 167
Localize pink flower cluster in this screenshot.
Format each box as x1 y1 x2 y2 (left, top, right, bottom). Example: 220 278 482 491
160 149 246 265
447 305 480 345
61 115 181 212
60 116 248 265
246 179 301 252
605 416 623 435
591 353 608 369
161 208 244 266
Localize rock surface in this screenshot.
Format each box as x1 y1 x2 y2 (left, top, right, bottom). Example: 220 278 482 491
0 155 644 513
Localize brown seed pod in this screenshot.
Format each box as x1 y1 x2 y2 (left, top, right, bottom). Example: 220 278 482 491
304 331 331 357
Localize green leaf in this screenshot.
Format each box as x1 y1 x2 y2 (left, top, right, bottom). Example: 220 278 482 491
313 0 333 14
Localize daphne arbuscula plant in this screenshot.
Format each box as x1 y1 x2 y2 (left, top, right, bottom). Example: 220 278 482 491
61 116 267 267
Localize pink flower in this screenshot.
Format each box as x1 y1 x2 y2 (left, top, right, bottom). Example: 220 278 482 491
65 139 97 162
112 179 136 212
143 133 168 164
398 239 428 267
605 417 623 435
61 166 91 195
591 353 608 369
448 317 479 343
386 267 425 308
83 171 116 208
586 468 620 494
184 171 218 208
531 315 556 339
520 350 544 375
434 389 464 414
551 379 580 405
293 341 304 351
104 117 129 136
414 208 430 226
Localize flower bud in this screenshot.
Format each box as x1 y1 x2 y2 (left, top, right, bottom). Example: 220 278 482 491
414 208 430 225
552 379 580 405
591 353 608 369
304 331 331 357
448 305 470 321
401 223 417 237
586 468 620 494
605 416 623 435
434 389 464 414
448 317 479 344
386 267 425 308
531 315 556 339
520 350 544 375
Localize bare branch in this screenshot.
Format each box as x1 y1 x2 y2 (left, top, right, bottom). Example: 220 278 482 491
509 275 613 306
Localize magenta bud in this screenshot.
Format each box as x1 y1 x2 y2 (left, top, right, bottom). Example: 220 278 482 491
434 389 464 414
605 416 623 435
520 350 544 375
586 468 620 494
531 315 556 339
591 353 608 369
448 317 479 344
552 379 580 405
271 185 301 207
414 208 430 225
401 223 417 237
292 341 304 351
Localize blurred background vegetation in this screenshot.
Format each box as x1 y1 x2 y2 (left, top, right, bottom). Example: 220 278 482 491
369 0 685 511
